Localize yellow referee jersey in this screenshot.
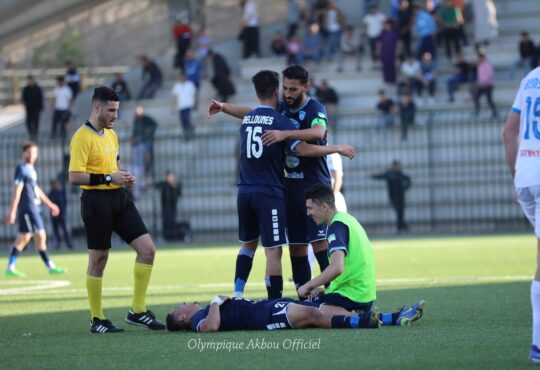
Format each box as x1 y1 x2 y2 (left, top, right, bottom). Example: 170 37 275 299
69 123 122 190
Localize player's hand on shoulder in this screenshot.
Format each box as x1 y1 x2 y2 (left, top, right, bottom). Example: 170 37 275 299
338 145 356 160
262 130 286 145
206 100 224 118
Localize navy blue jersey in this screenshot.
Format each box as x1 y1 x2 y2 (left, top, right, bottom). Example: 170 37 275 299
238 106 299 197
327 221 349 257
14 162 40 211
278 97 331 191
191 298 275 332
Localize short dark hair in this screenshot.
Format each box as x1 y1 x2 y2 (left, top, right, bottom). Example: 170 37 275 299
305 183 335 207
166 312 189 331
56 76 65 82
92 86 119 103
22 141 37 152
252 70 280 100
282 65 309 84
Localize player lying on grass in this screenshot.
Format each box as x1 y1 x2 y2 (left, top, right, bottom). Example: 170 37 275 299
166 295 380 332
298 183 425 326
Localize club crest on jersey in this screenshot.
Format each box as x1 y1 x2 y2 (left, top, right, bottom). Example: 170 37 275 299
318 112 326 119
299 111 306 121
285 155 300 168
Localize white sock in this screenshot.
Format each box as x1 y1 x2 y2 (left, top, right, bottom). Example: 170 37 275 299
232 292 243 298
531 280 540 347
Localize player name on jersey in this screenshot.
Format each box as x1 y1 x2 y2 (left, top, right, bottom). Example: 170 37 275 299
242 115 275 125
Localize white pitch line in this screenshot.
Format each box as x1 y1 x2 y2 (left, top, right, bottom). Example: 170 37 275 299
0 275 532 297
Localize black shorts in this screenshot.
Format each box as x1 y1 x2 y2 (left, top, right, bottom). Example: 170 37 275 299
286 190 327 244
309 293 373 312
81 188 148 250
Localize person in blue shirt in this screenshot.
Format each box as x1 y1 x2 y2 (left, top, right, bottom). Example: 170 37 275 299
413 4 437 59
216 70 355 299
166 295 380 332
4 142 67 277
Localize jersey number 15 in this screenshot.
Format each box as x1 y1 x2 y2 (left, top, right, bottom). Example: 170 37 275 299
524 96 540 140
246 126 263 158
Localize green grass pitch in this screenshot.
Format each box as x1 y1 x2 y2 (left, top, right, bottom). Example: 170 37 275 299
0 234 536 370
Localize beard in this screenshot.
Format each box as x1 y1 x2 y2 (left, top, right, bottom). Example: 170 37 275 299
283 93 304 108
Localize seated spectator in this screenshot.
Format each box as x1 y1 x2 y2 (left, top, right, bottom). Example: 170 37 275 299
418 52 437 105
303 22 323 63
270 31 287 56
399 92 415 141
472 50 498 119
286 35 303 65
398 55 422 96
315 79 339 130
510 31 536 79
376 89 395 130
208 49 236 102
337 25 363 72
111 73 131 102
137 55 163 100
446 52 471 102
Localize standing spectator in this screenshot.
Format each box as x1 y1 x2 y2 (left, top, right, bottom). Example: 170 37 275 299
399 92 416 141
4 142 66 277
447 52 471 102
111 73 131 102
418 52 437 105
155 171 182 241
413 5 437 60
363 6 386 68
196 28 212 77
324 0 344 61
303 22 324 64
376 90 395 133
171 72 196 141
270 31 287 56
172 16 192 70
378 20 400 84
64 61 81 101
372 160 411 232
239 0 260 58
472 50 498 118
137 56 163 100
51 76 72 139
286 35 303 65
472 0 498 48
398 55 422 96
437 0 463 60
327 152 347 212
315 79 339 130
208 50 236 102
131 106 157 199
287 0 302 39
21 75 43 141
184 49 202 108
337 25 363 72
397 0 413 60
48 179 73 250
510 32 536 79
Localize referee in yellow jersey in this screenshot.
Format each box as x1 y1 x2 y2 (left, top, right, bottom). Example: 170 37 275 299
69 86 165 333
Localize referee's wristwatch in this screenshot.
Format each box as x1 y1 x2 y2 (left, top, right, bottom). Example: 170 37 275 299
105 174 112 186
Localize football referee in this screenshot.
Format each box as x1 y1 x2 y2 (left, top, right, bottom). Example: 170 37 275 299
69 86 165 333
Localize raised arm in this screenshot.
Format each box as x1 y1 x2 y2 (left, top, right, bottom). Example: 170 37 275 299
206 100 251 120
295 142 356 160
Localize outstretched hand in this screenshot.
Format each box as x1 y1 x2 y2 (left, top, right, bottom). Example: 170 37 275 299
338 145 356 160
206 100 224 118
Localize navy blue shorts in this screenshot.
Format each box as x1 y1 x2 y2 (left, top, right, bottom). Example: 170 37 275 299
265 298 321 330
286 190 327 244
17 207 44 233
309 293 373 312
237 193 287 248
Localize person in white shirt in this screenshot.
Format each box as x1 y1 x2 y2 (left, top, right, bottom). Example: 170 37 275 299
171 72 196 141
398 55 422 96
503 67 540 364
240 0 259 58
362 5 386 67
327 153 347 212
51 76 72 139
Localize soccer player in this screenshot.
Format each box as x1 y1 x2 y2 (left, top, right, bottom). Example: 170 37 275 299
4 142 66 277
69 86 165 333
208 65 337 297
502 66 540 363
166 295 380 332
298 183 425 326
233 70 355 299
